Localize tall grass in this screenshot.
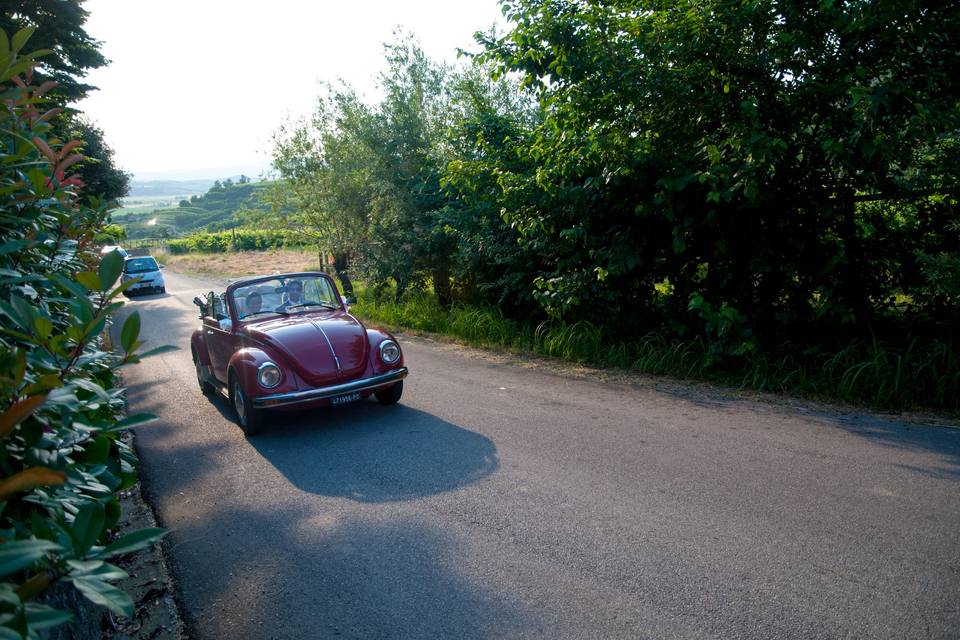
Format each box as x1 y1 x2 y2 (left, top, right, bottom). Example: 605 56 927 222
353 286 960 412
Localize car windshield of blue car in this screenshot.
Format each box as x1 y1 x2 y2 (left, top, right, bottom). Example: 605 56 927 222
231 276 340 320
124 258 159 274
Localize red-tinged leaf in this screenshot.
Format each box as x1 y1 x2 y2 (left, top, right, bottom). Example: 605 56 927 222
35 81 57 97
61 176 85 188
0 394 47 440
0 467 66 499
55 154 84 175
31 136 55 163
59 140 82 156
36 108 62 123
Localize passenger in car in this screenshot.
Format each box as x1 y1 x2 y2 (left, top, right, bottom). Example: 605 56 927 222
244 291 262 317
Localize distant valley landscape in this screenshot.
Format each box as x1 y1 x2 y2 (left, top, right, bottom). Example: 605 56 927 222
118 176 268 238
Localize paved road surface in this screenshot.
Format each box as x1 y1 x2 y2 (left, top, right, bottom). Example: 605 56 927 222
116 269 960 639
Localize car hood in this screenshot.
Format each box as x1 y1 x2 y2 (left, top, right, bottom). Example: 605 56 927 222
243 312 369 386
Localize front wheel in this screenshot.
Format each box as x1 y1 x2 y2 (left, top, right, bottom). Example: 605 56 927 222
231 375 264 436
193 349 213 395
374 381 403 405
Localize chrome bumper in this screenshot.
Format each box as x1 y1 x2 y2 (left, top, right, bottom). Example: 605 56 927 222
252 367 408 409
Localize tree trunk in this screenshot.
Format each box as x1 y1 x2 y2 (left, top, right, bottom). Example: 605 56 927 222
432 264 452 308
837 188 868 324
332 252 353 297
393 275 408 304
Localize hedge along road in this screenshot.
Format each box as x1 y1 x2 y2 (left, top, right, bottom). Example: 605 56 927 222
113 268 960 640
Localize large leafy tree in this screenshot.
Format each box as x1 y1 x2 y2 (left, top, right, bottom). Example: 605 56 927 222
473 0 959 345
0 0 106 103
1 1 129 201
272 37 462 303
270 86 374 297
442 62 543 313
62 115 130 201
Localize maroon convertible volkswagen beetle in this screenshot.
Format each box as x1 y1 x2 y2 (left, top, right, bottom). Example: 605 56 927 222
190 272 408 436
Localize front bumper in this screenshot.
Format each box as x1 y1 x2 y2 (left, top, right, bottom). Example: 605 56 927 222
125 278 162 291
252 367 408 409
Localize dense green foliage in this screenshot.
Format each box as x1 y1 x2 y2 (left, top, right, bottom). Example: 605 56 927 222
166 229 306 254
62 116 130 201
469 0 959 340
0 0 106 103
354 286 959 410
118 177 268 239
0 31 165 637
0 0 130 203
267 2 959 410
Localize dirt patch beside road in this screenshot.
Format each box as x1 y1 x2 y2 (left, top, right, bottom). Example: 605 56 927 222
156 248 321 279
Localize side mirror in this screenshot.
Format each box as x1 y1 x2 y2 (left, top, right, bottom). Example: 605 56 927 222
192 296 204 307
159 264 165 269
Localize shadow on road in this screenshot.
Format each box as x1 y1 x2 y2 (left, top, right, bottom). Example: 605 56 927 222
248 401 500 502
825 413 960 480
166 503 533 640
650 383 960 480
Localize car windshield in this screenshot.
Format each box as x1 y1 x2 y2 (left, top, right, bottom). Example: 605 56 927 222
124 258 158 273
230 275 340 320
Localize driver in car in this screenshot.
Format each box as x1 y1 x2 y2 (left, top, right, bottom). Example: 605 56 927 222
278 280 303 311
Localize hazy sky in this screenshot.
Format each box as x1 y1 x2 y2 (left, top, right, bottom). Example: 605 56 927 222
77 1 506 181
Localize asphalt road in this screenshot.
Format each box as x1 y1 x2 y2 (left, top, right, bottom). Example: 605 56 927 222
115 269 960 639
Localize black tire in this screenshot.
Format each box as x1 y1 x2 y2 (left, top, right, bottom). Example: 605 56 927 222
160 286 166 294
192 349 213 396
374 381 403 405
231 374 264 436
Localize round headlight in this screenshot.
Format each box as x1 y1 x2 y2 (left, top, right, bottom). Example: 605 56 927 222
379 340 401 365
257 362 282 388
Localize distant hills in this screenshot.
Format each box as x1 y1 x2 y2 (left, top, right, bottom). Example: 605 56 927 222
128 179 215 197
128 175 261 197
117 178 271 239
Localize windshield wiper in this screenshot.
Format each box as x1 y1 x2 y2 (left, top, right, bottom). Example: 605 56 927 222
285 302 338 312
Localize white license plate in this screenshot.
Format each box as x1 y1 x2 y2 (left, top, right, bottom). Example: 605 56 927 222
330 392 362 406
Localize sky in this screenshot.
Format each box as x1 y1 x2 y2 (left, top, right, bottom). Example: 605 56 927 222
77 1 507 181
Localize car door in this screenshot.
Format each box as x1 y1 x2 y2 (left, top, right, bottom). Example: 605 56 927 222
203 293 233 382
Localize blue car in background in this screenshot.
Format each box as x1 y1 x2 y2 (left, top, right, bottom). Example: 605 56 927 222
122 256 166 295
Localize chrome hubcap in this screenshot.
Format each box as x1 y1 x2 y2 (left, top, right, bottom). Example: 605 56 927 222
233 383 246 424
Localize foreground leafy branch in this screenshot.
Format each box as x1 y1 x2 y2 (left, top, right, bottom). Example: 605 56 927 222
0 29 166 638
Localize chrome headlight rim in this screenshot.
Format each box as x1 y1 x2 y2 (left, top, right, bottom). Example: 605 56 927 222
379 340 401 365
257 362 282 388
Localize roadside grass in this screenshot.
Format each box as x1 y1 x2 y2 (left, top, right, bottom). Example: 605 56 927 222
353 287 960 413
147 252 959 412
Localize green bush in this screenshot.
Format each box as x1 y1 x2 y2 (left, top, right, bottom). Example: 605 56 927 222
0 30 167 637
166 229 307 254
353 284 960 411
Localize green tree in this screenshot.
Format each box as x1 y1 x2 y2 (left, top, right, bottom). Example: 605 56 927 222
0 0 106 103
356 37 456 303
271 85 374 297
62 116 130 200
474 0 960 346
1 1 129 204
